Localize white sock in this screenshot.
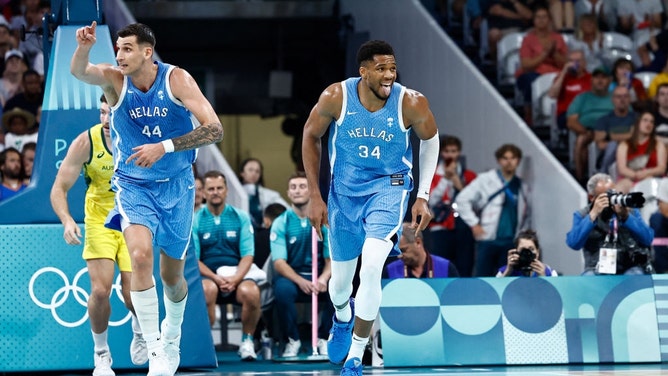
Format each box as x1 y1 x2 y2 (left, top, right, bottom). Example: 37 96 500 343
92 329 109 353
162 292 187 339
131 313 141 334
346 334 368 362
131 287 161 354
335 300 352 323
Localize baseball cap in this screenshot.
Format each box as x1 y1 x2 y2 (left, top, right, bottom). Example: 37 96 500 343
657 178 668 203
592 66 610 76
4 49 22 62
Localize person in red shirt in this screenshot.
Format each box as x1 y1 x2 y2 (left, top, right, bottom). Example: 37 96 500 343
516 4 568 125
548 49 592 131
426 135 477 277
609 57 648 106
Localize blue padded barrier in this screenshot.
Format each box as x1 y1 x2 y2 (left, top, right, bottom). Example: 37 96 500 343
0 224 216 372
379 276 668 367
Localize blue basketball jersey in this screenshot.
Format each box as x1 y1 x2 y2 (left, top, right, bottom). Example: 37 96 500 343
110 61 197 182
328 77 413 197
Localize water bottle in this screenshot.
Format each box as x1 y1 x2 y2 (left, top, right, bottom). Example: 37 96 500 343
261 330 272 360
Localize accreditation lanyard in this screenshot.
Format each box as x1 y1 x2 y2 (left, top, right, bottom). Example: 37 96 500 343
598 217 619 274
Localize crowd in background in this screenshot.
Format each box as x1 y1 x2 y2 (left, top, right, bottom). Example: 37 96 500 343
0 0 48 200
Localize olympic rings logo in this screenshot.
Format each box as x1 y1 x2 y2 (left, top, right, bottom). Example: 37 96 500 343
28 266 132 328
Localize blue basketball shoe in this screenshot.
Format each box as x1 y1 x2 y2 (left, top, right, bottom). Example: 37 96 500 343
327 298 355 364
340 357 363 376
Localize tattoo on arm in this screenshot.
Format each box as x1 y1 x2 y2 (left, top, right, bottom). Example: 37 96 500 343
172 123 224 151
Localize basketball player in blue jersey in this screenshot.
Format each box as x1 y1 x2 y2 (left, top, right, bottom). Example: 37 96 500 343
302 40 440 376
71 21 223 376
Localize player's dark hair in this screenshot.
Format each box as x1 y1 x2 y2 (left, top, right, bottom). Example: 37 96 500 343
118 23 156 48
356 40 395 67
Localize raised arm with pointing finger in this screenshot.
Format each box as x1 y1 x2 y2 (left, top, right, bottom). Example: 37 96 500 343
70 22 222 375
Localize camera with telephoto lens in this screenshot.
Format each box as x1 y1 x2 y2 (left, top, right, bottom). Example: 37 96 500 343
606 190 645 208
517 247 536 270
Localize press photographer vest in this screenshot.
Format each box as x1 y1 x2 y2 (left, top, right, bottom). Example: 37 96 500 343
577 206 649 273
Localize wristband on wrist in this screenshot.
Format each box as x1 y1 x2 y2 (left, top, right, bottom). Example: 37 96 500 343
161 139 175 153
416 192 429 201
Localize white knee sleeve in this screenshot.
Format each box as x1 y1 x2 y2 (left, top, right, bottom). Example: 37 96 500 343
355 237 393 321
329 258 358 307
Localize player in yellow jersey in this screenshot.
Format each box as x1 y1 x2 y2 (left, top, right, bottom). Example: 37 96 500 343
51 95 147 376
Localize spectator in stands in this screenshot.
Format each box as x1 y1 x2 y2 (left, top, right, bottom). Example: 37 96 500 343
271 172 333 358
648 59 668 98
638 30 668 71
194 175 204 212
516 4 568 125
2 106 36 152
496 229 558 277
567 66 613 183
616 0 663 54
238 157 289 229
566 173 654 275
574 0 616 32
548 48 591 132
569 14 604 72
255 203 287 271
21 140 34 185
384 223 460 278
483 0 533 61
193 170 262 361
0 49 27 108
548 0 575 32
0 146 25 200
649 177 668 273
615 111 666 192
427 135 476 277
0 18 16 76
455 144 530 277
593 85 636 174
12 0 47 76
653 83 668 144
4 69 42 121
609 58 648 105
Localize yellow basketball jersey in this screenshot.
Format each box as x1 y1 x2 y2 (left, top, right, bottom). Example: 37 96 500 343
83 123 115 225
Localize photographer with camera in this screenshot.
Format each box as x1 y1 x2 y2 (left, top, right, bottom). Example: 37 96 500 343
566 173 654 275
496 230 557 277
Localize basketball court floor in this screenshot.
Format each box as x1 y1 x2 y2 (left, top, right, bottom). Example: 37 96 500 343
9 351 668 376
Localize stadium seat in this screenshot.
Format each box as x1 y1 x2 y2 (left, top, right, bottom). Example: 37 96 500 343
600 32 634 68
496 31 525 87
634 71 657 92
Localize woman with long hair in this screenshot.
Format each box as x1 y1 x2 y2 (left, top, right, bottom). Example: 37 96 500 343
238 157 289 228
616 111 666 192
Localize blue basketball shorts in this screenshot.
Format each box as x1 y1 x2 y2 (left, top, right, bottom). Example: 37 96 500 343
327 188 410 262
105 170 195 260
